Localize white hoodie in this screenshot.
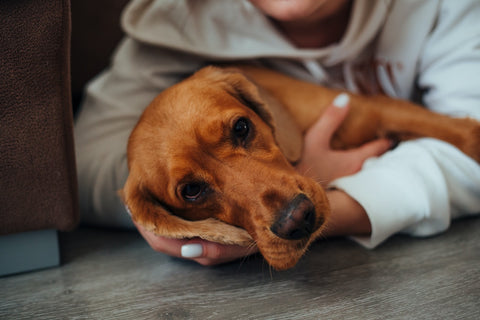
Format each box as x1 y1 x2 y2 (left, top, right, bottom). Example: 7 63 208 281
74 0 480 248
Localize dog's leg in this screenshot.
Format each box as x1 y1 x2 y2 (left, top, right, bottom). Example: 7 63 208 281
335 95 480 163
237 66 480 163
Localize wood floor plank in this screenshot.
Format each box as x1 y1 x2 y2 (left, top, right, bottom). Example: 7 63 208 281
1 217 479 320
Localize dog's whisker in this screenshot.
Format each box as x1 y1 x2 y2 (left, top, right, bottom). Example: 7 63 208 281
298 165 315 180
318 222 335 240
237 240 259 271
299 165 330 187
312 176 329 187
237 254 250 271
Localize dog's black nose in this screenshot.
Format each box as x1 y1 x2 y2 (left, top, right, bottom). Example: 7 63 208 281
270 194 316 240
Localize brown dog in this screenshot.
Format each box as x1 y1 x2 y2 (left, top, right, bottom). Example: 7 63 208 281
122 65 480 270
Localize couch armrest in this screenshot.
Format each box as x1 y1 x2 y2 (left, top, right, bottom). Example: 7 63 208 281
0 0 79 235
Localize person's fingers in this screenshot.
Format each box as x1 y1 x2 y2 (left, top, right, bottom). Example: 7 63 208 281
305 93 350 146
182 239 258 266
134 220 258 266
133 220 188 257
352 138 393 161
338 138 393 175
149 236 189 257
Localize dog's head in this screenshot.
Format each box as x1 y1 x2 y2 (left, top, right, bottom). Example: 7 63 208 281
122 66 330 270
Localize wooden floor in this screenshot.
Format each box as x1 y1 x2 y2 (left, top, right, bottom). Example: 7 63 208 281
1 217 479 320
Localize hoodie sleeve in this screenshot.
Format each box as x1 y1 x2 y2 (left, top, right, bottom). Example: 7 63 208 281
331 139 480 248
330 0 480 248
74 38 205 228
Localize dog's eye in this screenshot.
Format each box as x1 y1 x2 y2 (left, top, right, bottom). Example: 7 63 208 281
181 183 206 202
233 117 250 140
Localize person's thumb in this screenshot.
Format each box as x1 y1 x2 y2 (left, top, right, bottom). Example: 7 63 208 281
305 93 351 146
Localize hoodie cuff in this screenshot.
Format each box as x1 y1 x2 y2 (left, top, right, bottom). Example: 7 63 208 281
330 140 451 248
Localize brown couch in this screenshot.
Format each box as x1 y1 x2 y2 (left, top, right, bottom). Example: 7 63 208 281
0 0 128 276
0 0 78 276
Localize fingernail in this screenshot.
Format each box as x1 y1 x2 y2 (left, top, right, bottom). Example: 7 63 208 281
181 243 203 258
124 205 132 217
333 93 350 108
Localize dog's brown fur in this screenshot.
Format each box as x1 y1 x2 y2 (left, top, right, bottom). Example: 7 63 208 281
123 66 480 270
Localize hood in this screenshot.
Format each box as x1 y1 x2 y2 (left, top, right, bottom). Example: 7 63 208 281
122 0 392 64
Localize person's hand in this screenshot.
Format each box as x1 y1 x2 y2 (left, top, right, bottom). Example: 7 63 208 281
133 220 258 266
295 93 392 186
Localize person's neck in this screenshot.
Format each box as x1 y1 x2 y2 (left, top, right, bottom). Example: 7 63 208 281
272 1 353 49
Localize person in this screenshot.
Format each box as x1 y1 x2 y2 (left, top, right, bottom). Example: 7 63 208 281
74 0 480 266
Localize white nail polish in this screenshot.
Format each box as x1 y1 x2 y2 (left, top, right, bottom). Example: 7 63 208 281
181 244 203 258
333 93 350 108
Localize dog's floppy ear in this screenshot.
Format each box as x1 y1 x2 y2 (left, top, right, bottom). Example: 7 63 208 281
120 181 254 246
212 66 303 163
